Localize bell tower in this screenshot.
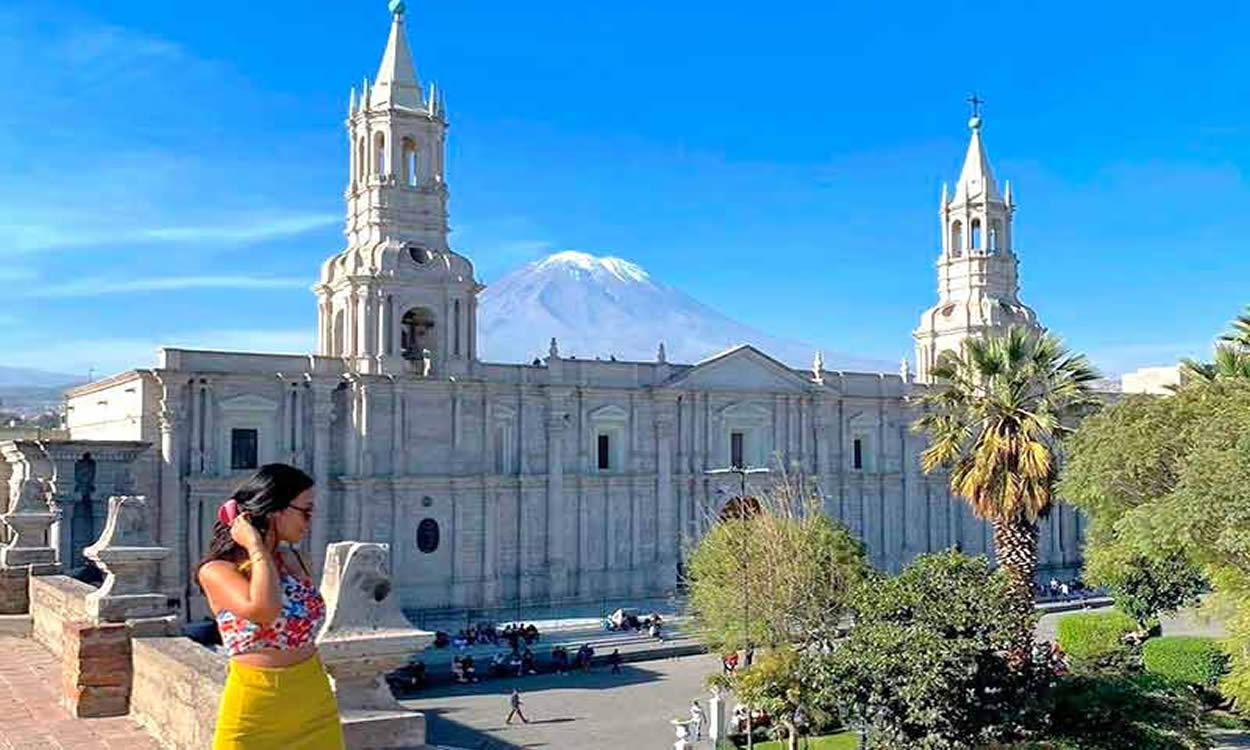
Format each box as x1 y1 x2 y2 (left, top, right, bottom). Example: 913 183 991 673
315 0 481 377
914 106 1041 382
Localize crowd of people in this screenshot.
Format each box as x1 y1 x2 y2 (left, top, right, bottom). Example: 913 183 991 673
432 622 542 651
1036 576 1102 602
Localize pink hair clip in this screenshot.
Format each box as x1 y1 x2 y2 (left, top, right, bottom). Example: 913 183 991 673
218 499 240 526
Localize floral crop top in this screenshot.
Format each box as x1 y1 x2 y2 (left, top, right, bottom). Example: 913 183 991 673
215 563 327 657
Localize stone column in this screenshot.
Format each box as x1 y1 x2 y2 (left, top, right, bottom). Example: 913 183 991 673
156 380 185 601
309 381 335 576
708 690 728 744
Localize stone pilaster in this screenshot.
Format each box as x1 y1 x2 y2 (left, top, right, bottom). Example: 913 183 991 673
655 411 677 591
156 377 186 602
545 393 569 599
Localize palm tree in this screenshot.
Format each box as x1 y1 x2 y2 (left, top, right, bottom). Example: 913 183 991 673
1179 306 1250 384
913 326 1100 609
1218 305 1250 348
1180 344 1250 383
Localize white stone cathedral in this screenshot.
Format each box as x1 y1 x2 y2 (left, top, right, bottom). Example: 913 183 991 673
60 5 1082 620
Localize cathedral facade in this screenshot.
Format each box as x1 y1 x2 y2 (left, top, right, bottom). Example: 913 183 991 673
60 6 1083 620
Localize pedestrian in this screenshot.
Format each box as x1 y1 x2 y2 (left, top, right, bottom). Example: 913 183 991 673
505 688 529 724
610 648 622 674
690 700 705 741
197 464 345 749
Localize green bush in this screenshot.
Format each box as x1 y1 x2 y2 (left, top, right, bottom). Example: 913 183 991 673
1041 673 1208 749
1142 636 1229 689
1056 611 1136 667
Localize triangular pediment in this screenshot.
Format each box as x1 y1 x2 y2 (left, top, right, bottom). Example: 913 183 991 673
664 345 815 393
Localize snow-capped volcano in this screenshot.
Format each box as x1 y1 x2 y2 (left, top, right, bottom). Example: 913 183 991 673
477 251 891 372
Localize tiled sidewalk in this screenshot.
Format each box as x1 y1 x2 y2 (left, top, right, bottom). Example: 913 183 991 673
0 635 163 750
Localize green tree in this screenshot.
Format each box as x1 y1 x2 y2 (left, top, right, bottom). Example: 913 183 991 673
1180 304 1250 384
1060 380 1250 708
717 648 822 750
802 551 1050 748
913 326 1100 621
686 473 868 653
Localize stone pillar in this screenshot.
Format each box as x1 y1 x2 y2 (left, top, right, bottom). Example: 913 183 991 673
156 381 186 602
545 400 568 599
310 381 335 575
655 414 676 591
83 496 174 627
317 541 435 749
709 690 728 744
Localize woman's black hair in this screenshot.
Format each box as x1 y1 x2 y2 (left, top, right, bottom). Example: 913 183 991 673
194 463 314 587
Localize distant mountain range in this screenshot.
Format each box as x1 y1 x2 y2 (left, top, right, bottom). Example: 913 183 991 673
0 365 83 389
478 251 893 372
0 366 83 416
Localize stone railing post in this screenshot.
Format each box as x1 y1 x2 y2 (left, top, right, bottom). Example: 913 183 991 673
317 541 435 749
83 495 175 629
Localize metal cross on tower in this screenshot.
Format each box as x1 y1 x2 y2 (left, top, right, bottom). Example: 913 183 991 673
967 93 985 118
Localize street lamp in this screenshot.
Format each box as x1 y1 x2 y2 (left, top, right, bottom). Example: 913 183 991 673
706 464 770 750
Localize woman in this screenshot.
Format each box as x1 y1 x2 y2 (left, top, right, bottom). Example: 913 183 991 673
196 463 344 750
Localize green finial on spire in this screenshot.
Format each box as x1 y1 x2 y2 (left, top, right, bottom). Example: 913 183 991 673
388 0 406 16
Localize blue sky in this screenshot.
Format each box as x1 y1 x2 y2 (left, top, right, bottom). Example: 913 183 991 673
3 0 1249 379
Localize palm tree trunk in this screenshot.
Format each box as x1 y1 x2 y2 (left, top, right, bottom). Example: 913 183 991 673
991 515 1039 614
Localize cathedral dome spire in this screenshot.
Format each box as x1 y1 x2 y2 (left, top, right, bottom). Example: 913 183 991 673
952 112 1001 205
371 0 424 111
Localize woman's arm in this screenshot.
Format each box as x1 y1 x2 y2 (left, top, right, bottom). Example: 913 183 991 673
198 517 283 624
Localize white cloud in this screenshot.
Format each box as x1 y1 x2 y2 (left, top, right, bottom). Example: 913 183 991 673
1 212 339 255
136 214 339 245
29 275 313 298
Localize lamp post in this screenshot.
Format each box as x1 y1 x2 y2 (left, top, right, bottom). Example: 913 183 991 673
706 464 770 750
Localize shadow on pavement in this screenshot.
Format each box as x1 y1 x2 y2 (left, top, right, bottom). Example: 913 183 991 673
420 707 526 750
401 662 667 700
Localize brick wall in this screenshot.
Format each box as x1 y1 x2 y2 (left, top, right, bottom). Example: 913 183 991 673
61 621 131 718
130 637 227 749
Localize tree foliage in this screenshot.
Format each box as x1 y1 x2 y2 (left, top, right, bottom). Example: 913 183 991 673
1060 379 1250 708
686 472 868 652
913 326 1099 611
801 551 1051 748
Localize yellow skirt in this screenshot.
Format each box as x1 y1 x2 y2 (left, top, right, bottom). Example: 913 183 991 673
213 653 345 750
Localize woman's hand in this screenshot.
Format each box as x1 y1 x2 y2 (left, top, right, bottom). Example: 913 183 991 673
229 513 266 553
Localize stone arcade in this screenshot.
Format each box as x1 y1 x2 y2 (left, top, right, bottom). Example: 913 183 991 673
4 4 1084 622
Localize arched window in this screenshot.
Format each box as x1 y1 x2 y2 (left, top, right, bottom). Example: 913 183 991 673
990 219 1003 252
971 218 983 251
373 132 386 177
416 518 440 553
401 307 436 361
950 220 963 257
402 138 418 186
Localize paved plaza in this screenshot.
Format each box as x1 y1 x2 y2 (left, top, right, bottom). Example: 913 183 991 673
402 653 726 749
0 635 162 750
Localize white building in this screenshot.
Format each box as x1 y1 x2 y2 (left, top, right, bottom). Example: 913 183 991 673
58 5 1084 620
1120 365 1184 395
